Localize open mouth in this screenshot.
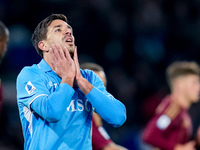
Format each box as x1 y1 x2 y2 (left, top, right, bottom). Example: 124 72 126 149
66 38 72 42
65 37 73 44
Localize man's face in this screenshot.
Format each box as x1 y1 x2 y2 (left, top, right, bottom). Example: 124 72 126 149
181 74 200 103
0 38 8 61
45 19 75 57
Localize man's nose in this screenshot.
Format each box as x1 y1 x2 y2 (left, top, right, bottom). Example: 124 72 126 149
66 32 71 36
64 29 72 36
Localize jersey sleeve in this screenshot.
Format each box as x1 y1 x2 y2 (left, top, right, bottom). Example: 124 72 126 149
83 70 126 127
17 67 75 122
142 101 182 150
17 67 50 108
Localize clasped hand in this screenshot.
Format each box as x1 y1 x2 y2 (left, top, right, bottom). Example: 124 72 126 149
49 44 82 87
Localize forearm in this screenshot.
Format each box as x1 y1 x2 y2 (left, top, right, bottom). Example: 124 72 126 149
61 76 74 87
31 83 75 122
86 87 126 127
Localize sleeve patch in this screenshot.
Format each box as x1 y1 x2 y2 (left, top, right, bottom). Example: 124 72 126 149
25 81 36 95
156 114 171 130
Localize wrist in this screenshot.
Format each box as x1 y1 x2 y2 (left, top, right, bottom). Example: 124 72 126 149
76 77 93 95
75 75 84 84
61 76 74 87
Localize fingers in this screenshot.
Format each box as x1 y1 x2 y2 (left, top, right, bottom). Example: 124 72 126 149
63 46 72 60
49 44 68 71
73 47 80 69
73 46 82 81
49 44 74 62
50 44 65 60
54 44 65 59
49 48 55 66
73 46 78 63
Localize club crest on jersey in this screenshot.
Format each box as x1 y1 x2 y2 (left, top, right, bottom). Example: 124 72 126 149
156 114 171 130
25 81 36 95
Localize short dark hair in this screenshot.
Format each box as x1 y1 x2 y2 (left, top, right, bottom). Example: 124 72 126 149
80 62 107 86
0 21 9 42
166 61 200 88
80 62 104 72
31 14 68 57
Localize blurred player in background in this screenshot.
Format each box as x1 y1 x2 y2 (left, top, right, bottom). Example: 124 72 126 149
81 62 128 150
0 21 9 111
142 61 200 150
0 21 9 62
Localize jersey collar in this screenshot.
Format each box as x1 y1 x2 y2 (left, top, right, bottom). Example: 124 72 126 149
37 59 52 72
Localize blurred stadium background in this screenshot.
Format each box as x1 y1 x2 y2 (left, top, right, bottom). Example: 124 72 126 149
1 0 200 149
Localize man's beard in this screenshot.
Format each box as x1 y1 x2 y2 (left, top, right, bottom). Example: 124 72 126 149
68 46 75 58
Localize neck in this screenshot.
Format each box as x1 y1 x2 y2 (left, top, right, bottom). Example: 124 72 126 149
170 92 191 109
43 55 55 70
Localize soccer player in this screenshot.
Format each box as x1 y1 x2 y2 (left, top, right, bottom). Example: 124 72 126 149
142 61 200 150
0 21 9 110
0 21 9 62
16 14 126 150
81 62 128 150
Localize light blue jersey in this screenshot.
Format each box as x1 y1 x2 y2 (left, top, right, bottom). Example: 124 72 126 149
16 59 126 150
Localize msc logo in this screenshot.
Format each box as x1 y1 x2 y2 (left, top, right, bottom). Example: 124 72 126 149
67 99 92 112
25 81 36 95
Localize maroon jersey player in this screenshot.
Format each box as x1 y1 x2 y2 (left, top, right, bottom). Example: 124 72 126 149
142 61 200 150
92 112 113 150
0 21 9 110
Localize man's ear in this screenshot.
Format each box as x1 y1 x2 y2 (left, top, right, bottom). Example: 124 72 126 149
38 41 49 52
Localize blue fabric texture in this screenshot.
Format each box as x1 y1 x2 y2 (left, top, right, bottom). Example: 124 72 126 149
16 59 126 150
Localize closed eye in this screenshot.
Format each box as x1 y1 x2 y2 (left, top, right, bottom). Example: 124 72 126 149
55 28 61 32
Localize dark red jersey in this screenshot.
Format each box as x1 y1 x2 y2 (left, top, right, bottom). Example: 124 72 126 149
92 116 112 150
142 96 192 150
